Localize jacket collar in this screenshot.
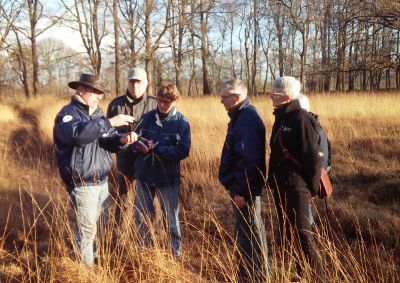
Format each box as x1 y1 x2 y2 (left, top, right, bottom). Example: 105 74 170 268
155 106 177 127
71 95 101 116
72 95 89 113
228 97 250 119
125 90 145 105
158 106 177 120
273 99 301 119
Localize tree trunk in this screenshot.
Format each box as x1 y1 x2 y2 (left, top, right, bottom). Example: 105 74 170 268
14 31 30 99
200 9 211 95
299 21 309 93
230 16 236 78
144 1 153 96
251 0 258 95
28 0 39 96
113 0 120 96
276 17 284 77
244 27 251 93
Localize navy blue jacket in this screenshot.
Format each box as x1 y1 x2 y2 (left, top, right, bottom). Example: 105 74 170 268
218 98 266 200
134 107 191 186
54 96 124 191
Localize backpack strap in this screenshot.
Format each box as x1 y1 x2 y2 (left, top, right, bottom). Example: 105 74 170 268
277 126 303 169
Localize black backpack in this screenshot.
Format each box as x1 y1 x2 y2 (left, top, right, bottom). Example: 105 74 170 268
310 112 331 173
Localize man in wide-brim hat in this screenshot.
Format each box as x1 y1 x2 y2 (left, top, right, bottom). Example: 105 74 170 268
53 73 138 267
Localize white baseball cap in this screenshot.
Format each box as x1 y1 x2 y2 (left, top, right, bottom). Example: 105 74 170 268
127 67 148 82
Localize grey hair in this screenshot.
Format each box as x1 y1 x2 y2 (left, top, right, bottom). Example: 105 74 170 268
272 76 301 99
220 79 248 98
297 94 310 112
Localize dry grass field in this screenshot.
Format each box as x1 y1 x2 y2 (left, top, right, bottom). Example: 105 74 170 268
0 93 399 282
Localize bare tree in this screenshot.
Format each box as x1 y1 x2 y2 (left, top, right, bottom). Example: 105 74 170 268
61 0 109 76
119 0 141 67
276 0 314 91
9 27 31 99
169 0 189 93
0 0 20 50
197 0 214 95
142 0 172 96
113 0 120 95
268 1 286 78
320 0 332 91
10 0 59 96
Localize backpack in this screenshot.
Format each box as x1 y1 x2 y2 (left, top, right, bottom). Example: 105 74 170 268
310 113 331 173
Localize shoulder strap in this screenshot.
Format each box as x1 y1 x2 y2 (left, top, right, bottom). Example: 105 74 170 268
278 126 303 169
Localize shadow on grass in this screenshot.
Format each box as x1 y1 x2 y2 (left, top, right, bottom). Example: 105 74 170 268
8 106 54 166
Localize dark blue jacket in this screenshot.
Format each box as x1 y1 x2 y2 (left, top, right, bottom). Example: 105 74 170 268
54 96 124 191
218 98 266 200
134 107 191 186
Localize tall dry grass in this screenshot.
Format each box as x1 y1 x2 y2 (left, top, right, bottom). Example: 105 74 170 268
0 93 399 282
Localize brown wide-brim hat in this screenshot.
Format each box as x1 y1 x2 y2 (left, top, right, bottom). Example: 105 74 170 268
68 73 110 94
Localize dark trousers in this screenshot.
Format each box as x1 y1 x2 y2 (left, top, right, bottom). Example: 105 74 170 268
232 194 269 282
273 185 325 282
114 162 136 227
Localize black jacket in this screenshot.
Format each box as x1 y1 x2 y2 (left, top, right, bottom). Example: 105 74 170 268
219 98 266 200
106 92 157 177
54 96 124 191
267 100 321 195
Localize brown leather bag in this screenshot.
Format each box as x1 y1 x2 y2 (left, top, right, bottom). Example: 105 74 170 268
278 127 333 199
318 167 333 199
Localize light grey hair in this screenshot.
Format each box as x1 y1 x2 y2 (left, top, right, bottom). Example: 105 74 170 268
220 79 248 98
297 94 310 112
272 76 301 99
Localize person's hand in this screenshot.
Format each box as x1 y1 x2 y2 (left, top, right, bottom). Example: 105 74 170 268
234 195 246 208
147 140 157 150
120 132 138 145
108 114 135 127
136 140 150 153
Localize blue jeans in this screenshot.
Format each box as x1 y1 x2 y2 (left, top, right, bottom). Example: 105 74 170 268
309 203 315 226
70 181 109 266
134 180 181 256
232 194 270 282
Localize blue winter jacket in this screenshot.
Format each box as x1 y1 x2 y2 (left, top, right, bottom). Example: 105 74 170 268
218 98 266 200
134 107 191 186
54 96 124 191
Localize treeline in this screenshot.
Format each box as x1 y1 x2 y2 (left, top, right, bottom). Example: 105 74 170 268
0 0 399 98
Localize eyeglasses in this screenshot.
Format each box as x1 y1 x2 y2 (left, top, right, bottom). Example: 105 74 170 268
94 93 104 100
89 92 104 100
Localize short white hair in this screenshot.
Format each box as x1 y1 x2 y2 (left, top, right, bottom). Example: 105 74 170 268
220 79 247 98
272 76 301 99
297 94 310 111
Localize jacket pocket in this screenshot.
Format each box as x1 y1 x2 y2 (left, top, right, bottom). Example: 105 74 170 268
70 146 83 180
224 131 234 151
160 133 178 146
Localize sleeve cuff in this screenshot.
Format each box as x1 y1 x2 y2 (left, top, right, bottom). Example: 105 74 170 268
103 117 112 129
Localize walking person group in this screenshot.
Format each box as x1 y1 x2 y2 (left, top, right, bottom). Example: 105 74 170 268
54 70 326 282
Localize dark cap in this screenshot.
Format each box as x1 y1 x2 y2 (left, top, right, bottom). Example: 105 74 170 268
68 73 110 94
